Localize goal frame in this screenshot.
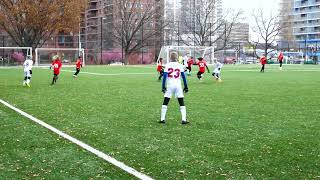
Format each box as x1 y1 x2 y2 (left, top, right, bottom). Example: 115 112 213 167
0 46 33 59
157 46 215 64
35 48 85 66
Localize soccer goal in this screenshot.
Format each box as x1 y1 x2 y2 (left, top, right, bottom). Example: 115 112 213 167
0 47 32 66
35 48 85 66
157 46 215 64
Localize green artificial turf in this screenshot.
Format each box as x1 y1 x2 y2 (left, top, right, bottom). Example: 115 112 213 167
0 64 320 179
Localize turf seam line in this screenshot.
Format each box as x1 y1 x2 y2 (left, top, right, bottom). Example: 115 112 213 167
0 99 153 180
60 69 154 76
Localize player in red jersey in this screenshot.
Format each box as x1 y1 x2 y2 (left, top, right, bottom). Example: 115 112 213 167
50 55 62 85
73 56 83 78
260 54 267 73
186 57 194 76
196 57 210 81
278 52 284 70
157 58 165 81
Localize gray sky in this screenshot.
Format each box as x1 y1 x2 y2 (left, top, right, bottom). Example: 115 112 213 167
223 0 280 15
223 0 280 40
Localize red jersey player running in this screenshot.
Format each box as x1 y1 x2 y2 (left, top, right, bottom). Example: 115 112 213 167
73 56 83 78
278 52 284 70
50 55 62 85
260 54 267 73
157 58 165 81
186 56 194 76
196 57 210 81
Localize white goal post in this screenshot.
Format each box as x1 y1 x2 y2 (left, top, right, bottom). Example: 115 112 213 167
157 46 215 65
0 47 32 65
35 48 85 66
0 46 33 56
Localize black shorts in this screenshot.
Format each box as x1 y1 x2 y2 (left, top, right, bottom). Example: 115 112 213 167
197 71 204 76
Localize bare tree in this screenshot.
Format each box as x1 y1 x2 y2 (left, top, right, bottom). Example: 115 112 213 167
113 0 166 64
0 0 87 52
214 10 243 51
252 9 283 59
178 0 242 50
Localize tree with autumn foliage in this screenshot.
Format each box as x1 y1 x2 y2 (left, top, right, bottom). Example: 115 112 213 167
0 0 87 51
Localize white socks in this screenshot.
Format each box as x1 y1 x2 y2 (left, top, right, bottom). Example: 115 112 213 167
160 105 168 121
161 105 187 122
26 79 30 84
180 106 186 122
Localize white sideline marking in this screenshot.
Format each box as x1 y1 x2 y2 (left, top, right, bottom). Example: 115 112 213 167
0 99 153 180
60 69 154 76
227 69 320 72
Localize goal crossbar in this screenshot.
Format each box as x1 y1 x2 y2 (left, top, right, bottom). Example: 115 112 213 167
158 46 215 64
0 47 33 57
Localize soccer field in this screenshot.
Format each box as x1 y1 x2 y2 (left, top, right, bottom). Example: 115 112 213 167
1 64 320 179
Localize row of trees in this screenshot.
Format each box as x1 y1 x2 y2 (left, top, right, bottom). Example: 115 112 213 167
0 0 284 64
0 0 87 50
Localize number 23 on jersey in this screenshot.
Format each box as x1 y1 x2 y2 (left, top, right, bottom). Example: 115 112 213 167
167 68 180 78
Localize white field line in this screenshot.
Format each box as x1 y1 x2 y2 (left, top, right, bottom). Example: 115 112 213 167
0 99 153 180
226 69 320 72
60 69 154 76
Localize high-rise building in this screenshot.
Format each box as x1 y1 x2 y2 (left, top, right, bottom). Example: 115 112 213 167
80 0 104 52
228 23 250 45
163 0 182 45
279 0 320 60
279 0 295 50
292 0 320 41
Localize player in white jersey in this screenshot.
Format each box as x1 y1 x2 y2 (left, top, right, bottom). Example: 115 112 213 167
212 61 223 82
23 55 33 87
182 54 188 68
160 52 189 124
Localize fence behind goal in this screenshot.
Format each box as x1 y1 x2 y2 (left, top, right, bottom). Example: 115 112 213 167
35 48 85 66
157 46 215 65
0 47 32 66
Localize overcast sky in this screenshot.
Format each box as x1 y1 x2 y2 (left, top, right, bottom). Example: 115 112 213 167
223 0 280 40
223 0 280 15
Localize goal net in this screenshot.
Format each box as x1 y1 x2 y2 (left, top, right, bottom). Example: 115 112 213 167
35 48 85 66
0 47 32 66
157 46 215 65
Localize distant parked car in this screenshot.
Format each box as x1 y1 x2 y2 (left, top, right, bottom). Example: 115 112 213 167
62 59 70 63
110 62 123 66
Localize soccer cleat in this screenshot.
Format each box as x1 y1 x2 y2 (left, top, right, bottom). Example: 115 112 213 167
26 83 31 88
182 121 190 125
23 82 26 86
158 120 166 124
73 75 77 78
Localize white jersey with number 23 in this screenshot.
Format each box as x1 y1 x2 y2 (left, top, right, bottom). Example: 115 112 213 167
164 62 185 98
